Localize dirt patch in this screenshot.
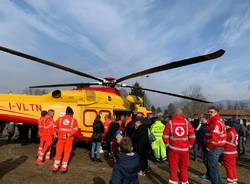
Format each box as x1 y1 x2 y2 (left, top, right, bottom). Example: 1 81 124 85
0 138 249 184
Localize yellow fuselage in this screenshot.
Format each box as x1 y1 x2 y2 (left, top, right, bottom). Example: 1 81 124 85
0 88 149 140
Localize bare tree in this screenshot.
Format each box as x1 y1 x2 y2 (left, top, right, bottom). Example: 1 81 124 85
181 85 208 117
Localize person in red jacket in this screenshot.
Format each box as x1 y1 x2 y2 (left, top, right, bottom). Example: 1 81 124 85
36 109 55 165
162 108 195 184
52 106 78 173
37 111 47 157
103 115 112 135
205 106 227 184
223 120 238 184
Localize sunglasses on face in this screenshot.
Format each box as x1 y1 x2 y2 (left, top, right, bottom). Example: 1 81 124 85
208 110 215 114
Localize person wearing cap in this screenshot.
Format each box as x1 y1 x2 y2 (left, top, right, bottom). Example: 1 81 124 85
36 109 55 165
52 106 78 173
223 120 238 184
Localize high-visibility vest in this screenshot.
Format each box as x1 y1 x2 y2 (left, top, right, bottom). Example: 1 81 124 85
150 120 165 139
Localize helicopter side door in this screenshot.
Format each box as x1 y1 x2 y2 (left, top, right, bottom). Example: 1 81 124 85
80 108 112 141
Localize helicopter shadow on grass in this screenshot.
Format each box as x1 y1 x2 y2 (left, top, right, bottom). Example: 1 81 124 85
0 155 28 179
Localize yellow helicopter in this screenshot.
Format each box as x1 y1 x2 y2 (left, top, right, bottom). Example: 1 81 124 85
0 46 225 141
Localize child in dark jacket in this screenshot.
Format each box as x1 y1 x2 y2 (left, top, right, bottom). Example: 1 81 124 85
110 137 140 184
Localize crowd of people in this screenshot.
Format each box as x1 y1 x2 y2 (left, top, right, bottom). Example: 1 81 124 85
94 106 249 184
0 106 249 184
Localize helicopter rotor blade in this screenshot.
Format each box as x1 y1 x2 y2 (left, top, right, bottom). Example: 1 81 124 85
123 85 212 103
29 82 101 88
116 49 225 83
0 46 103 82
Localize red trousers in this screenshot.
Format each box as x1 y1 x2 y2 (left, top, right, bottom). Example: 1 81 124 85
223 154 237 184
38 136 45 155
53 137 74 169
168 149 189 184
37 136 53 161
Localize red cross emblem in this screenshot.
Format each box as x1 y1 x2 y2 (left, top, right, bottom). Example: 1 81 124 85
175 126 185 136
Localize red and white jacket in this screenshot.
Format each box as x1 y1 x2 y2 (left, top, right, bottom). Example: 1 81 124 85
43 114 54 137
54 114 78 139
205 114 227 150
38 116 46 137
162 115 196 152
223 127 238 156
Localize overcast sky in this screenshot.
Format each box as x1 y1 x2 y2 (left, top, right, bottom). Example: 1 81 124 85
0 0 249 106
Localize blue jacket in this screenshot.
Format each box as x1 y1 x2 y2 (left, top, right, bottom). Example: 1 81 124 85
197 123 208 145
110 152 140 184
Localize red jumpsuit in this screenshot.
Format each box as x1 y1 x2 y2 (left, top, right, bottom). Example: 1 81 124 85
52 114 78 172
37 116 46 156
223 127 238 184
162 115 195 184
36 114 54 164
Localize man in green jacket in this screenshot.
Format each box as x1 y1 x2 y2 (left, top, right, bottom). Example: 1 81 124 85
150 118 166 161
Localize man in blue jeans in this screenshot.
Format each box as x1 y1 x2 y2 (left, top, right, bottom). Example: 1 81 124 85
207 147 224 184
205 106 227 184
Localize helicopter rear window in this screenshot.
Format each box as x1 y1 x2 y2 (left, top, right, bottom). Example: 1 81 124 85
84 110 97 127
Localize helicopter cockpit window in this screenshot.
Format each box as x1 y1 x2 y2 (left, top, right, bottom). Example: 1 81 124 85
99 110 111 122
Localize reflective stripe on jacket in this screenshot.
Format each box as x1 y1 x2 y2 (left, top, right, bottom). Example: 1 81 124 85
43 114 54 136
162 115 195 152
54 114 78 139
205 114 227 150
150 120 165 139
223 127 238 156
38 116 47 136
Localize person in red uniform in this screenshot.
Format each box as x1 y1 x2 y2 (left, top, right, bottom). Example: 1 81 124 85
162 108 195 184
52 107 78 173
205 106 227 184
36 109 55 165
103 115 112 135
223 120 238 184
37 111 47 157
